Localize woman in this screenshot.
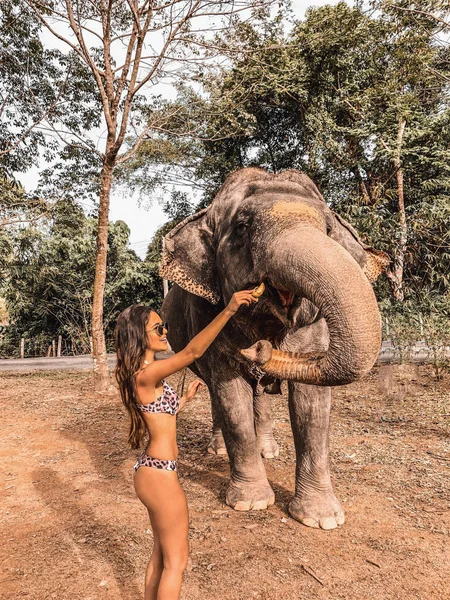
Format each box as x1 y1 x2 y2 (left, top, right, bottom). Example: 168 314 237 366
114 289 258 600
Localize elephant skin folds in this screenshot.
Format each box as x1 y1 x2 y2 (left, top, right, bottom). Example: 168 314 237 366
161 168 387 529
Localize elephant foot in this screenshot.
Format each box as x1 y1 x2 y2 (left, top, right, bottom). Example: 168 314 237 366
289 489 345 530
226 480 275 511
256 433 280 459
207 430 228 455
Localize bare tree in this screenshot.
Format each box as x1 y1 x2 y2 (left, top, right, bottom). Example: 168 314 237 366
22 0 274 391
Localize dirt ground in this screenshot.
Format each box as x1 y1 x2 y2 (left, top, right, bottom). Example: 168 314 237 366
1 364 449 600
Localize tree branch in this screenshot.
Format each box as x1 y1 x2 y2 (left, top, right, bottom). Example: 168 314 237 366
113 3 142 112
389 5 449 30
0 89 64 157
64 0 113 130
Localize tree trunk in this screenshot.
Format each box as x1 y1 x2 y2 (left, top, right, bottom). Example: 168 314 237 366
92 160 114 391
387 117 407 301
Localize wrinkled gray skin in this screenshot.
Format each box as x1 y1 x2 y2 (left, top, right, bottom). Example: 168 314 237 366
160 168 388 529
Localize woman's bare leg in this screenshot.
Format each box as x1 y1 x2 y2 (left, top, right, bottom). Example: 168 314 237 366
144 514 163 600
135 468 189 600
153 485 188 600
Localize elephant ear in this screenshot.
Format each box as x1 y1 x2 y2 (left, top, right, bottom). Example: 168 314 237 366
329 213 390 283
159 208 221 304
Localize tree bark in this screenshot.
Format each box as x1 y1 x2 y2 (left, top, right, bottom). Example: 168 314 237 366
387 117 407 301
92 159 114 391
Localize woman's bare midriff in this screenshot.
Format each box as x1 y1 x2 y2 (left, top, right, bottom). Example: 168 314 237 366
134 378 179 460
142 413 179 460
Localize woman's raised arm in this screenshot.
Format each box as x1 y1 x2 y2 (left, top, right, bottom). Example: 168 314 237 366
141 290 258 385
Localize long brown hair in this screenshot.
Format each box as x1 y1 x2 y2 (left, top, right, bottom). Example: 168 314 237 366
114 304 154 449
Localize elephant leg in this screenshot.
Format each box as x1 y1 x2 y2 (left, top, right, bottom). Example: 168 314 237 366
207 393 228 456
211 375 275 511
287 382 344 530
254 384 279 459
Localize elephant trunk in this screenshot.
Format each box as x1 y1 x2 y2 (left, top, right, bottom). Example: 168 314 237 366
242 225 382 386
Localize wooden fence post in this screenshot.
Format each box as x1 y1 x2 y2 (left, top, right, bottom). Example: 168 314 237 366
47 345 51 357
20 338 24 359
57 335 62 357
52 339 56 357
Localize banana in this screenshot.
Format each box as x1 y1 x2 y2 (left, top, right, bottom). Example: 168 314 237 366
252 282 265 299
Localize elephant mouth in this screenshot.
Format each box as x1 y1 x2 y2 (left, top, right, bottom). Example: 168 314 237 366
276 288 295 309
267 280 298 314
249 280 300 323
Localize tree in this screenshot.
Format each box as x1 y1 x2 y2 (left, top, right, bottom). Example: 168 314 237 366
136 1 449 306
22 0 275 390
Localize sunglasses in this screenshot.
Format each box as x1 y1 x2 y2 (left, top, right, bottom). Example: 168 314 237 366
148 322 168 336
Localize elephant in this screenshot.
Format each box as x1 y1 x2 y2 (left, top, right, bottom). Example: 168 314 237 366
160 168 389 530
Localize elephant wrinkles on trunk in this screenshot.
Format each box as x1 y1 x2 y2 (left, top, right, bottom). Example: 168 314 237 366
160 168 389 530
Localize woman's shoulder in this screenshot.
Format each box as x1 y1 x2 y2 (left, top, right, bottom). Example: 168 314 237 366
137 348 194 384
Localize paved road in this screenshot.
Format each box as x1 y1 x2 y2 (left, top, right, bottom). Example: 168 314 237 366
2 337 448 373
0 345 445 372
0 352 176 372
0 354 112 372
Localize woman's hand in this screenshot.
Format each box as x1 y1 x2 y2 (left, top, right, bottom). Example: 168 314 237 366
227 290 259 314
185 379 204 401
178 379 204 412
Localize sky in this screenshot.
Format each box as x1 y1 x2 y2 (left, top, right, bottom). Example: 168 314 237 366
20 0 342 259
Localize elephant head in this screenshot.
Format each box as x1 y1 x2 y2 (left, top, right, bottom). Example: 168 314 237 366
160 168 389 386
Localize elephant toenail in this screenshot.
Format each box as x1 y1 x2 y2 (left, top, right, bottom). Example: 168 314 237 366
335 512 345 525
252 500 268 510
320 517 338 530
234 501 252 511
300 517 320 528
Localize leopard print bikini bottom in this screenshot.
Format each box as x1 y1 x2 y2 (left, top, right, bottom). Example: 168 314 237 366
134 451 178 473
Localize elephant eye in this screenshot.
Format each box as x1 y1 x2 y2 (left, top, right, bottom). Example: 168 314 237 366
235 217 250 233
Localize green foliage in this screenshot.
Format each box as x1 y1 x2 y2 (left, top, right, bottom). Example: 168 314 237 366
0 173 49 229
382 306 420 363
128 1 450 306
0 0 54 228
162 190 195 222
1 0 53 176
3 198 163 354
0 1 101 175
0 0 102 222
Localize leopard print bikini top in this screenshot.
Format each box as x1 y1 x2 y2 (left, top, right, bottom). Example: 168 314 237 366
136 380 180 416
